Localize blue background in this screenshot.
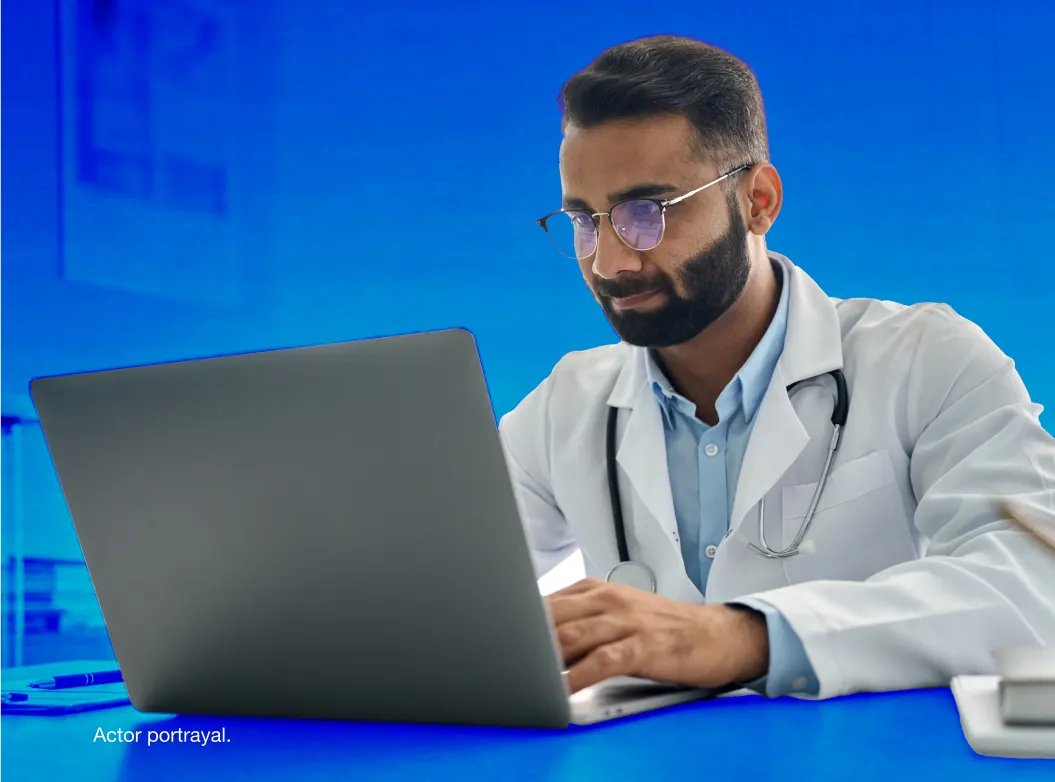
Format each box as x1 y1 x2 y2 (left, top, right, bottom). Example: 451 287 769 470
1 0 1053 775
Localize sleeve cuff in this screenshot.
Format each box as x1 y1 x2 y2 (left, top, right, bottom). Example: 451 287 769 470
727 598 820 698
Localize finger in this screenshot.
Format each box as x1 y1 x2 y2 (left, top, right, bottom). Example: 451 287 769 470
565 636 643 694
544 578 611 620
548 577 606 599
546 591 609 627
546 578 636 626
557 615 633 667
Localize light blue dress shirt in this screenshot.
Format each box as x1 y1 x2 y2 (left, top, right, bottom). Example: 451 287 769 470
644 260 819 697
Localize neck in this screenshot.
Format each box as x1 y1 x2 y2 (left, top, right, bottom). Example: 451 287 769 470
653 251 781 425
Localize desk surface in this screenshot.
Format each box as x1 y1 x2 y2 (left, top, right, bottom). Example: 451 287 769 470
3 663 1052 782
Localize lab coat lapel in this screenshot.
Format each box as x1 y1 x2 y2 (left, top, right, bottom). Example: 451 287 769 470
728 365 809 535
728 254 845 534
605 350 680 542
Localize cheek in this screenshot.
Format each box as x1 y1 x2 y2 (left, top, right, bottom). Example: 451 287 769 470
640 248 689 295
577 257 594 283
664 198 726 253
660 217 708 258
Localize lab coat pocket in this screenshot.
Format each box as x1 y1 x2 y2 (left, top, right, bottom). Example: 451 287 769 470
780 450 917 583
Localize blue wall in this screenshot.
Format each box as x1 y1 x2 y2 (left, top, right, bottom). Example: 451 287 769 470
2 0 1054 657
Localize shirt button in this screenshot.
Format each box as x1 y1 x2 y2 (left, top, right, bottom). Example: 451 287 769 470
704 544 718 559
704 443 719 457
792 676 808 691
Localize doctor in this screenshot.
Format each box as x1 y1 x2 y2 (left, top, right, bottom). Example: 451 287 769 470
498 35 1055 699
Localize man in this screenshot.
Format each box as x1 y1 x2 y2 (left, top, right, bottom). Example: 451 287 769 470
498 35 1055 700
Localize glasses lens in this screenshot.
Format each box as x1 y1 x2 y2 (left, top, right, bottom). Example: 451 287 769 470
612 200 664 251
544 211 596 259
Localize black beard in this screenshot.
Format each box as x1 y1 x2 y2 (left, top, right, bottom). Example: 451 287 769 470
594 197 751 348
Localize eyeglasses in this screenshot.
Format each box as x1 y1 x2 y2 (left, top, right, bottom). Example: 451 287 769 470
535 164 751 260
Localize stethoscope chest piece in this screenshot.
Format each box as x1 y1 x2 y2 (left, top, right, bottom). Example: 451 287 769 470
605 561 657 593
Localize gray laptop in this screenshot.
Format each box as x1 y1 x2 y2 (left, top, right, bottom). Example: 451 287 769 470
30 328 727 728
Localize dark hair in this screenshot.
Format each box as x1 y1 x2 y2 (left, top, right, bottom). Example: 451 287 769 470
558 35 769 171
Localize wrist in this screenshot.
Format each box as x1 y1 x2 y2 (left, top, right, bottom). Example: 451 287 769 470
721 604 770 682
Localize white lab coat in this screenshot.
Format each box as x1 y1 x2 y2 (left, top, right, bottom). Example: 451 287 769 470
498 252 1055 700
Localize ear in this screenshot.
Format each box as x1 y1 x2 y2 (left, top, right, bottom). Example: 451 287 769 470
743 163 782 235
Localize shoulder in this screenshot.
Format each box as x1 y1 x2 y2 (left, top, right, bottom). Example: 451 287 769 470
549 342 629 395
498 342 628 430
836 297 1007 362
834 296 1018 414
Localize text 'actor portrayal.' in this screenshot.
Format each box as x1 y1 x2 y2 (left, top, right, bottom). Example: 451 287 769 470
499 35 1055 699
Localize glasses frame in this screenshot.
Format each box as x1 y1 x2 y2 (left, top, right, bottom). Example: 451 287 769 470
535 164 752 259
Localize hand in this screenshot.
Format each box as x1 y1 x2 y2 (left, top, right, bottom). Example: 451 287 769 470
545 578 770 693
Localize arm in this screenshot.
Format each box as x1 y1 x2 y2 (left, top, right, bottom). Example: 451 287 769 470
498 375 578 580
739 309 1055 699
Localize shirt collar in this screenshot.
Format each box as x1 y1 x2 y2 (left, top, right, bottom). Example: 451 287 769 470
645 259 791 427
645 358 680 430
738 259 790 421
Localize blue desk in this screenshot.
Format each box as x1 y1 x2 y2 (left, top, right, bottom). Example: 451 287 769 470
2 682 1052 781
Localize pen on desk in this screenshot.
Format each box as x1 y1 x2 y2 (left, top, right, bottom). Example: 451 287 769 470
28 670 123 690
999 500 1055 555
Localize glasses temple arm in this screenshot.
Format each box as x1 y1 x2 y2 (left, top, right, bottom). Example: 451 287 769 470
663 164 753 207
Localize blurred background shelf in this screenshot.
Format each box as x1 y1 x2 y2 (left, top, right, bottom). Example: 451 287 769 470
1 556 115 667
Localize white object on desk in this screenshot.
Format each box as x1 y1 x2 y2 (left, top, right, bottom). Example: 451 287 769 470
951 676 1055 759
995 644 1055 725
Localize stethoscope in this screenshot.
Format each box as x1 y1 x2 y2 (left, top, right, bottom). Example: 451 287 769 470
604 369 849 592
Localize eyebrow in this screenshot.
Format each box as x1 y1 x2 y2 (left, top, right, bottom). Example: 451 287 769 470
561 182 681 211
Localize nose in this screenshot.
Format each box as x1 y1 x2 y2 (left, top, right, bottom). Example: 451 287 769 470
590 217 643 280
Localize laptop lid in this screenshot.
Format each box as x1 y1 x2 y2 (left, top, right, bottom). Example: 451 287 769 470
30 328 571 728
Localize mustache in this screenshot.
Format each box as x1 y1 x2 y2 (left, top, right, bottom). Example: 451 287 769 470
593 273 671 300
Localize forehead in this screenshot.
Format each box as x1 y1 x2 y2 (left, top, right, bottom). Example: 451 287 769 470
558 114 706 200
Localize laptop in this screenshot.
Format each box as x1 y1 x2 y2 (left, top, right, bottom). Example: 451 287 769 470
29 328 731 728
